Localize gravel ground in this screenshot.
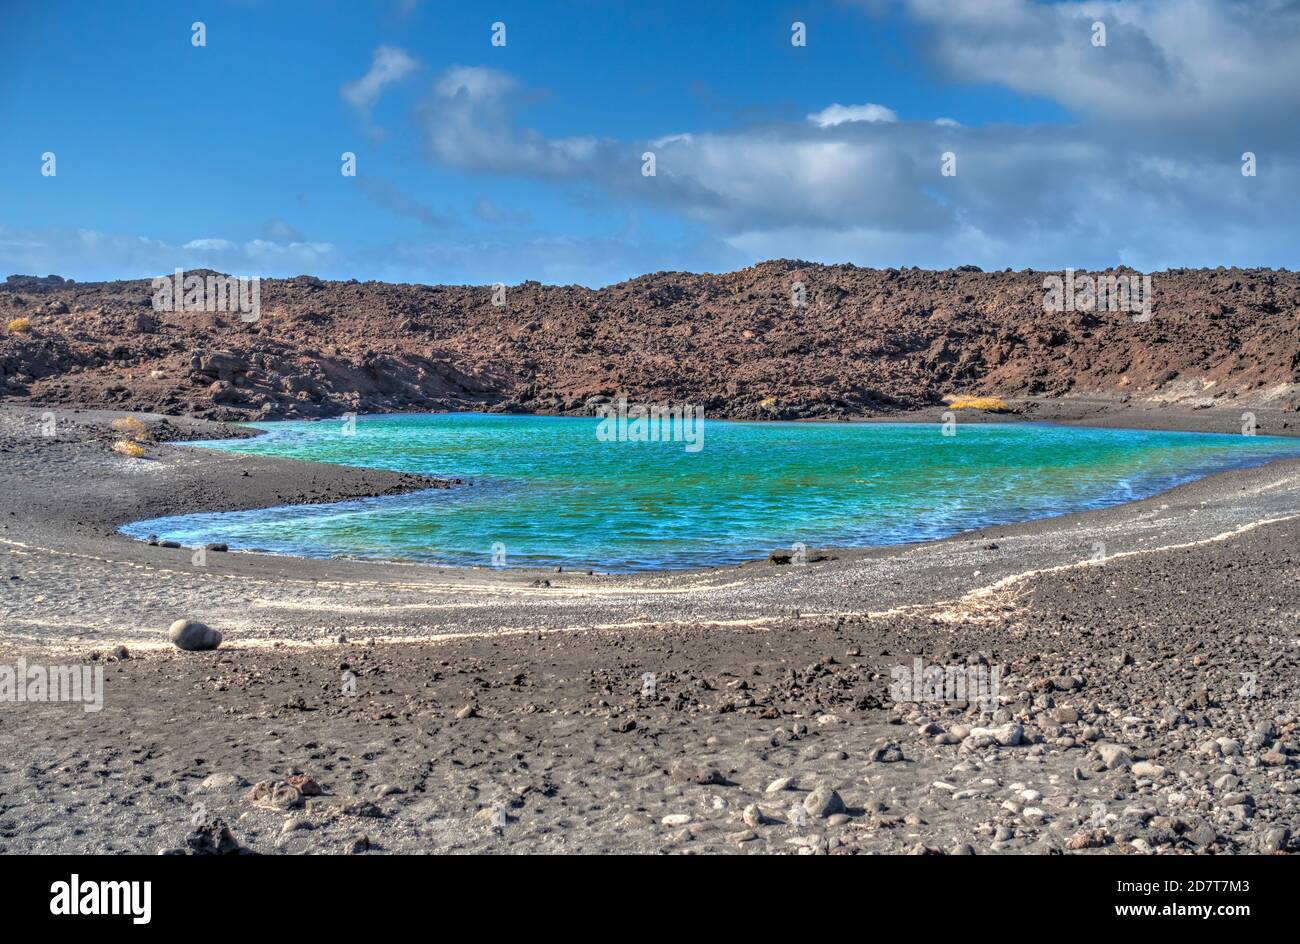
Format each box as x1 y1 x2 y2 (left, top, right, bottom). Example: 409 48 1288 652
1 402 1298 854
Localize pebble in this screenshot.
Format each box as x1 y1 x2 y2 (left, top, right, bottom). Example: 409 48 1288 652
1097 743 1132 769
1216 738 1242 756
670 760 723 785
992 723 1024 746
661 813 692 827
870 742 906 763
245 780 304 811
197 772 246 792
1131 761 1168 780
1257 827 1289 853
803 785 845 818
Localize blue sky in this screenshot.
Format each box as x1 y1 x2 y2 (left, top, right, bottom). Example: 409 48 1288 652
1 0 1296 285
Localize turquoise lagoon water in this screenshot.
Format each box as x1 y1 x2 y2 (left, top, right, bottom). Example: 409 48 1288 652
121 413 1300 571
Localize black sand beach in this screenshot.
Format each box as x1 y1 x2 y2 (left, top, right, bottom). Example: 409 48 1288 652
1 401 1299 854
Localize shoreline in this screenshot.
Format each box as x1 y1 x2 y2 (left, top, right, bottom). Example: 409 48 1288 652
4 399 1300 645
117 429 1300 577
112 398 1300 579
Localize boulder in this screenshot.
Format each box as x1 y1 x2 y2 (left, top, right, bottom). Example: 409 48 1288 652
168 619 222 651
198 351 251 383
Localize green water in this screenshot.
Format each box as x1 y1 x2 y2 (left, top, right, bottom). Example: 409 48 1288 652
121 413 1300 571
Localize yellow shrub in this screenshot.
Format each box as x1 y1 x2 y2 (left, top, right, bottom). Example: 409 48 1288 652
7 317 32 334
111 415 150 441
758 396 778 411
112 440 146 458
946 396 1014 413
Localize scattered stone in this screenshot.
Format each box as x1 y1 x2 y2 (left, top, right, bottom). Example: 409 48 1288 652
1065 829 1110 850
339 799 385 818
1257 827 1289 854
992 723 1023 746
245 780 304 811
670 760 724 785
181 818 242 855
803 785 845 818
168 619 222 651
870 741 906 763
1096 743 1133 770
1131 761 1168 780
287 774 322 796
198 772 246 792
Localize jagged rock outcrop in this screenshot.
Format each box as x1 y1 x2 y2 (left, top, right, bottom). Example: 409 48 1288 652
1 263 1297 420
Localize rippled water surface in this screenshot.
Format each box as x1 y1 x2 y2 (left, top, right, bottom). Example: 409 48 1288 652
122 413 1300 570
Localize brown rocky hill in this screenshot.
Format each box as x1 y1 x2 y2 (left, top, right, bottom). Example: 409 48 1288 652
1 262 1297 421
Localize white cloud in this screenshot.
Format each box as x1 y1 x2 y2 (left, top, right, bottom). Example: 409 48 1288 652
807 103 897 127
899 0 1300 145
341 45 419 118
394 4 1300 274
0 226 338 281
182 238 237 251
11 4 1300 285
419 66 618 178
